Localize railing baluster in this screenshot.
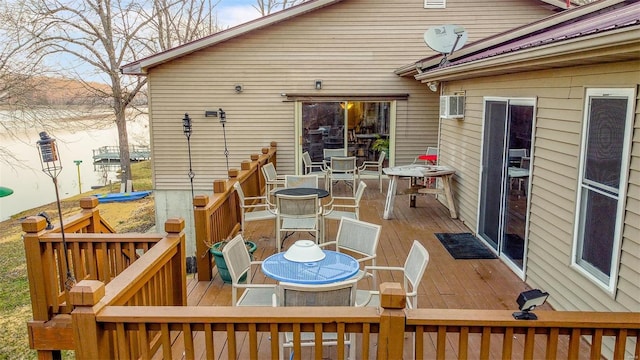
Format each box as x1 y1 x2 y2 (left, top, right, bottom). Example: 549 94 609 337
502 327 513 360
546 327 559 359
480 326 491 359
314 323 323 360
568 328 581 359
437 325 446 359
458 326 469 360
226 323 237 359
589 328 603 360
613 328 628 360
204 323 215 360
523 327 535 358
183 323 195 360
161 323 172 359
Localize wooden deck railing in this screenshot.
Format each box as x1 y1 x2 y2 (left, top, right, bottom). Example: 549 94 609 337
68 281 639 359
22 197 184 359
194 142 277 281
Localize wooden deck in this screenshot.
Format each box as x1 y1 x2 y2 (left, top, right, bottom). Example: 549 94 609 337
182 179 571 358
188 179 533 311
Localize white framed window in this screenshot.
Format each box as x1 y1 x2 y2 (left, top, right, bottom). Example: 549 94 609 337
424 0 446 9
572 88 634 295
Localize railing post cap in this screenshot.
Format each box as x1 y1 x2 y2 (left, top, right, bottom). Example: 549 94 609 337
241 160 251 170
213 180 227 193
79 197 99 209
228 169 239 178
270 141 277 148
21 216 47 232
165 218 185 233
250 154 260 161
379 282 406 309
69 280 105 306
194 195 209 206
261 147 269 154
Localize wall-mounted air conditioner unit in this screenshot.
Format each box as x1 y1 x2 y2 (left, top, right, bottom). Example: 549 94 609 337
440 95 465 119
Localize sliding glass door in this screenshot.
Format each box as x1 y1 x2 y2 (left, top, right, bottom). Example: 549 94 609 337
301 101 390 170
478 98 534 275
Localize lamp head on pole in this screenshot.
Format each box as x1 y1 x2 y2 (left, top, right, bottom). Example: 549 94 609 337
182 113 192 137
218 108 226 123
36 131 62 178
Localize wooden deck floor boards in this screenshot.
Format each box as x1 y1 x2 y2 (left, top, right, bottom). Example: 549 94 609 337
177 178 590 359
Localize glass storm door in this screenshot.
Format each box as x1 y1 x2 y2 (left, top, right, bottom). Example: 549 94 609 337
478 98 534 274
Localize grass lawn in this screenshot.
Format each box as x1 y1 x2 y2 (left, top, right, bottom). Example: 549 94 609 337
0 161 155 359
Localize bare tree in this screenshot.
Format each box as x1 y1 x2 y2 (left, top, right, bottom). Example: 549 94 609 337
18 0 223 184
253 0 307 16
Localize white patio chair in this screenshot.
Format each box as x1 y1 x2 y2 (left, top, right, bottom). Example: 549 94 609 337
356 240 429 309
413 146 438 164
284 174 318 189
302 151 328 189
261 162 285 201
357 150 386 193
323 148 345 160
221 234 276 306
322 181 366 234
327 156 356 196
320 216 381 287
233 182 277 235
275 193 321 251
274 278 358 360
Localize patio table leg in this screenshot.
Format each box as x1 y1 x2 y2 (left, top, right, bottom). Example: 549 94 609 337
383 175 399 219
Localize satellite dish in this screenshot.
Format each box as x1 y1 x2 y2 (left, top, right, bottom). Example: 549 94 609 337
424 24 468 55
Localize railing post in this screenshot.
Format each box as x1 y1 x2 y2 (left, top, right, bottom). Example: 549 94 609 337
194 195 212 281
22 217 50 322
79 197 100 232
70 280 112 359
377 282 407 360
165 218 187 305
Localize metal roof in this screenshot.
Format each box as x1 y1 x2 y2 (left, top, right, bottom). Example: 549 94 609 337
438 1 639 69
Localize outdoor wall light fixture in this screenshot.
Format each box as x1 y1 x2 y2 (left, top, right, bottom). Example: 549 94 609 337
234 84 243 93
427 81 439 92
182 113 195 203
512 289 549 320
315 80 322 90
36 131 76 291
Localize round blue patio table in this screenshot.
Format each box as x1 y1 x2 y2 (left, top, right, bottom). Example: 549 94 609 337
261 250 359 285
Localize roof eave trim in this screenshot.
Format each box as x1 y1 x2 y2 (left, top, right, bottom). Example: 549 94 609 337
121 0 343 75
414 27 640 83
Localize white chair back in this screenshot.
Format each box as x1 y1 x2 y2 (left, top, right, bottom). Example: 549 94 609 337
285 174 318 188
403 240 430 308
324 148 345 159
335 217 381 261
278 279 357 307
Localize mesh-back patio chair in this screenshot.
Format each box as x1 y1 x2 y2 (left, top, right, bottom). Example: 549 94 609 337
320 216 381 287
275 279 358 360
357 150 386 193
302 151 328 189
222 234 276 306
327 156 356 196
275 193 321 251
233 182 276 235
356 240 429 309
284 174 319 189
322 181 366 235
261 162 285 201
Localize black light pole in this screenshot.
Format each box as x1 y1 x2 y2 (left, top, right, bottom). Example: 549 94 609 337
219 108 229 174
182 113 195 203
36 131 76 291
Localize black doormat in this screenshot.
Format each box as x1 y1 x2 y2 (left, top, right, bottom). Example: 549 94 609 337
435 233 498 259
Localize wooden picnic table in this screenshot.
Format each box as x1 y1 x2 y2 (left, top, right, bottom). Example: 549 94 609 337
382 164 457 219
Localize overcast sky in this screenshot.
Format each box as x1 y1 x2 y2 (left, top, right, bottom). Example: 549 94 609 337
217 0 262 28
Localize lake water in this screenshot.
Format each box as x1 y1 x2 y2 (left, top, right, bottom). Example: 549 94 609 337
0 116 149 221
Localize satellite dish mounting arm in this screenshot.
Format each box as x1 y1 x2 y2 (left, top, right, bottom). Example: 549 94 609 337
439 27 466 67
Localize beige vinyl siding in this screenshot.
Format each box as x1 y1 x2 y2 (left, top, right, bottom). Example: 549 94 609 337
145 0 557 192
440 60 639 316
